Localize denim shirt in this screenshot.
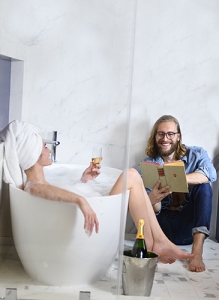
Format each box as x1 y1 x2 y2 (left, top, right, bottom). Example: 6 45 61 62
138 145 217 213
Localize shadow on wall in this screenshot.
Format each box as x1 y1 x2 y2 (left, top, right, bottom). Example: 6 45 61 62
105 118 152 170
0 143 3 205
0 143 13 246
129 119 152 169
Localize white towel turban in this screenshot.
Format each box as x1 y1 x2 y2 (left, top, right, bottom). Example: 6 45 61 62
0 120 43 188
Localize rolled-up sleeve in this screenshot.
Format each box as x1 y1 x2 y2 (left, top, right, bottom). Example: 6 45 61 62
186 147 217 182
195 166 217 182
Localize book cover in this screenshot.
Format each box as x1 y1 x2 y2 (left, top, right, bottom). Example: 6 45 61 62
139 160 188 193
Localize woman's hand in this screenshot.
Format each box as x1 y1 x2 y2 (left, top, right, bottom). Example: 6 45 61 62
81 162 101 182
149 180 171 205
78 197 99 236
25 180 99 236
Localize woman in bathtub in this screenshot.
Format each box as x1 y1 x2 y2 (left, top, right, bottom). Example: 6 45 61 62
0 120 193 263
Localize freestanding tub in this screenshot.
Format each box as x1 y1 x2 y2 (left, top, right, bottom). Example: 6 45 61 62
9 164 129 286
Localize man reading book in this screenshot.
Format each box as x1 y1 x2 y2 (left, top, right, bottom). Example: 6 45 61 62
139 115 217 273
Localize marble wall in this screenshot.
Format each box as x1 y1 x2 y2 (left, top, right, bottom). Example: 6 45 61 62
0 0 219 236
0 0 136 169
0 0 219 169
130 0 219 167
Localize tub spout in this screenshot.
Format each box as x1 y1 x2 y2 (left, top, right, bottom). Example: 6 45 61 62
43 131 60 162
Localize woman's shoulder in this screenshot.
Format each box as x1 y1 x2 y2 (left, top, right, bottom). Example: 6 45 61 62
24 180 46 192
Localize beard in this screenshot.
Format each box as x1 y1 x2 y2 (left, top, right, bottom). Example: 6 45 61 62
155 140 178 157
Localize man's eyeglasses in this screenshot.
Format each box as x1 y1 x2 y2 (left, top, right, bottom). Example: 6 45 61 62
155 131 179 140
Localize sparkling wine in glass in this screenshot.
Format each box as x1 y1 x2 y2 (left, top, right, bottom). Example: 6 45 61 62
91 147 102 165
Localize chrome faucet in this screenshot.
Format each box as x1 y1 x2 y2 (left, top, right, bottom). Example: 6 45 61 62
43 131 60 162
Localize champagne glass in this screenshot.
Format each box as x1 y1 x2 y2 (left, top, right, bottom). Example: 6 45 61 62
91 147 102 165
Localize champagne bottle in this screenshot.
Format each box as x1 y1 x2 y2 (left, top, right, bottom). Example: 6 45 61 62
132 218 148 258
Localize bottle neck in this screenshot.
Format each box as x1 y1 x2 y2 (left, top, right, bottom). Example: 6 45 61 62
136 219 145 239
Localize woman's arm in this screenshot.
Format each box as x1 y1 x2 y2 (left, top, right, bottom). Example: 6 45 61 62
27 181 99 236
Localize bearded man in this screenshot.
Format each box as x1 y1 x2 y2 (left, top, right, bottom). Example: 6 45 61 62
139 115 217 272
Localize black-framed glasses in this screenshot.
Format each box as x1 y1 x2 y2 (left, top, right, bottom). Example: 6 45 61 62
155 131 179 140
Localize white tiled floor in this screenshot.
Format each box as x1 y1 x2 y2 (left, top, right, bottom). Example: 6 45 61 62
0 238 218 300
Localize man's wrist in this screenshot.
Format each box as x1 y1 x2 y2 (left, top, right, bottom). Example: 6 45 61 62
152 202 161 211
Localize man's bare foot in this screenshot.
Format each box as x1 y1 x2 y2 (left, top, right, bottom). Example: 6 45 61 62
189 254 205 272
188 232 205 272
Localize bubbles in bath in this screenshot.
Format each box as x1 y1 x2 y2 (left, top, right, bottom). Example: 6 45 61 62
44 166 121 198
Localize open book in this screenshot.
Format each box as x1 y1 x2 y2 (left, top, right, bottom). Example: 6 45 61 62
139 160 188 193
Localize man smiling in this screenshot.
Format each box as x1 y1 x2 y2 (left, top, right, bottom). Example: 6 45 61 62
139 115 217 272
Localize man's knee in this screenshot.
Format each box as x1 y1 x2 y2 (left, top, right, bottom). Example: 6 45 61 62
189 182 212 198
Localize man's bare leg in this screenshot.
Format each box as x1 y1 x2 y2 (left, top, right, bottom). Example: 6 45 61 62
189 233 205 272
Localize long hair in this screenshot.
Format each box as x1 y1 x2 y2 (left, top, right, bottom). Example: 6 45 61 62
146 115 187 159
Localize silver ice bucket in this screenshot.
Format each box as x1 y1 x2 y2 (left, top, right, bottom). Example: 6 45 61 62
122 250 158 297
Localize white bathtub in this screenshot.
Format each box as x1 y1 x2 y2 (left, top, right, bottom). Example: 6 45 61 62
9 164 129 286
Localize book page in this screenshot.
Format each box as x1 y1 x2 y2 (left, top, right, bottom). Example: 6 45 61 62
164 164 188 192
140 162 160 189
